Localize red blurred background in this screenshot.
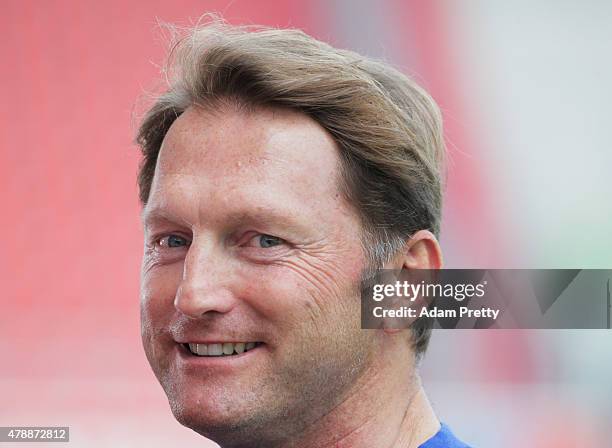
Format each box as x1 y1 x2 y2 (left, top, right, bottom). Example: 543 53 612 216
2 1 610 446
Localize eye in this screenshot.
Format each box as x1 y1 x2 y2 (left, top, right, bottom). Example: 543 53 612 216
257 234 284 248
244 234 285 249
158 234 190 249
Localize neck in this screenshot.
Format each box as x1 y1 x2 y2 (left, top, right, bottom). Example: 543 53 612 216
279 344 440 448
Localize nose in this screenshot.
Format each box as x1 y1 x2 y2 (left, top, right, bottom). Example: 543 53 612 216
174 241 237 318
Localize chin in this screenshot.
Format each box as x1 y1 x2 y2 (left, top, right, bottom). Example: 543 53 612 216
165 382 265 440
168 382 299 448
171 403 273 447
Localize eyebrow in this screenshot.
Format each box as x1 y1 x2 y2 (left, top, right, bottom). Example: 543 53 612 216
141 205 311 235
223 209 307 232
141 207 191 227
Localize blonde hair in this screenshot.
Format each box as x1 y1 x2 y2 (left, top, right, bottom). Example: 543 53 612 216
136 17 445 356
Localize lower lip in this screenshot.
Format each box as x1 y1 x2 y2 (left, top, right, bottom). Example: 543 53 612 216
174 343 265 370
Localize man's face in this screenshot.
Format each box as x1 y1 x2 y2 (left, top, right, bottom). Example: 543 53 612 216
140 104 376 441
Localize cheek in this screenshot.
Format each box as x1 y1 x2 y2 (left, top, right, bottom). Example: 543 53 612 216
140 264 183 338
140 264 183 379
239 259 363 339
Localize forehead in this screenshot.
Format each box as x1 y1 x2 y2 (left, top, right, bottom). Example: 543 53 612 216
146 104 346 222
158 104 339 174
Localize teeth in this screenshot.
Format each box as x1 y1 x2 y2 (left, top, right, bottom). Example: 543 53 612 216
187 342 259 356
208 343 223 356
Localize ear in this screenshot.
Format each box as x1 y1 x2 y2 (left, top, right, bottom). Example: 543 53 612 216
382 230 442 336
401 230 443 270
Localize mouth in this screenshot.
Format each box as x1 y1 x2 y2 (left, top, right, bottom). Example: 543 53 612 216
182 342 264 357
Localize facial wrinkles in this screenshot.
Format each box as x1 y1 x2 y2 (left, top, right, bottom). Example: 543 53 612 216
279 242 361 322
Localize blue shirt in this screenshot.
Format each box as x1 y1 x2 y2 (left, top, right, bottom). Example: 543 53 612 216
419 423 471 448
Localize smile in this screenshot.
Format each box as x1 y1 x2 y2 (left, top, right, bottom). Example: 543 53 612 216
184 342 263 357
